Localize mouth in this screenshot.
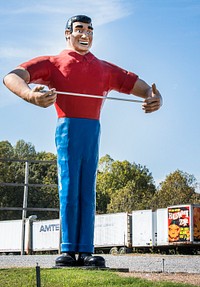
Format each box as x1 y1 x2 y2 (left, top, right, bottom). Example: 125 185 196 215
79 41 89 46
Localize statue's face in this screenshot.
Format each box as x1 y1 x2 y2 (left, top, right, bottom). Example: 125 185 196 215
66 21 93 55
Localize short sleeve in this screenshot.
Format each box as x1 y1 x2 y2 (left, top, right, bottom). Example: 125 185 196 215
102 61 138 94
20 56 52 86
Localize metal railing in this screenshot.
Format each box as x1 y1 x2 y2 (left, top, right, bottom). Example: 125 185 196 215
0 158 59 255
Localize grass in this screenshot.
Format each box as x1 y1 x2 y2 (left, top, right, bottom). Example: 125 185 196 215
0 268 198 287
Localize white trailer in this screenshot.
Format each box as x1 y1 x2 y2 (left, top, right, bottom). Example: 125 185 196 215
31 219 60 252
1 205 199 255
0 220 22 253
156 208 168 246
132 209 157 247
94 212 132 253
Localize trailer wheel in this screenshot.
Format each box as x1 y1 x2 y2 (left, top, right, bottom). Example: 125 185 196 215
109 247 119 255
119 247 127 254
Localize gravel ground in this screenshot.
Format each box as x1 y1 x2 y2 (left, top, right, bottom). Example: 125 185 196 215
0 253 200 273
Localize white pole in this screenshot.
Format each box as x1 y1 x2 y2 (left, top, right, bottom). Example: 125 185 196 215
21 161 29 255
55 91 143 103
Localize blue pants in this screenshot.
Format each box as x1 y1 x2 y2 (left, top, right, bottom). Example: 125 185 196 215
55 118 100 253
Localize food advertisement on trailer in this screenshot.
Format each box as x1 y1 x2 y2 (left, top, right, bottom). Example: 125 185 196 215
168 206 190 243
193 206 200 242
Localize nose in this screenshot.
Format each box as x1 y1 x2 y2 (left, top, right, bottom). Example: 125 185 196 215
81 32 87 38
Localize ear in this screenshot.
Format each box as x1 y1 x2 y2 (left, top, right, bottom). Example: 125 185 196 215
65 29 71 40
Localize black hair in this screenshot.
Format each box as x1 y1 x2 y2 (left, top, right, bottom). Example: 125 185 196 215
65 15 92 33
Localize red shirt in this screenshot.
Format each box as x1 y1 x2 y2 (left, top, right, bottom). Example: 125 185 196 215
20 50 138 119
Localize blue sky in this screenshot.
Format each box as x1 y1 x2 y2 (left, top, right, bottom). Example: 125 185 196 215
0 0 200 189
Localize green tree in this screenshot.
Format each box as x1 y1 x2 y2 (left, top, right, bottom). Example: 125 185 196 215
0 140 24 219
150 170 197 209
14 139 37 159
107 166 156 213
96 155 156 213
96 155 114 213
0 140 59 220
27 151 59 220
0 141 14 184
98 154 114 173
0 141 14 159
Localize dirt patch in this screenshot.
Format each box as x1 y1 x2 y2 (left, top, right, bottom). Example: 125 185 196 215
118 272 200 286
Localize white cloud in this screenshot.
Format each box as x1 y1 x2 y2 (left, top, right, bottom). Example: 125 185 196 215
75 0 133 26
0 4 69 15
0 0 133 26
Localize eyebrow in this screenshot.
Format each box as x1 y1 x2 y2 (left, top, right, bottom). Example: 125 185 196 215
74 24 93 30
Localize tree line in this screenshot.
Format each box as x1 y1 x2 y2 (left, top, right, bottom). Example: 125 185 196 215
0 140 200 220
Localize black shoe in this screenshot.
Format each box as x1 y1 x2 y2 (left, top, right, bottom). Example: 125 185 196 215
55 253 76 267
77 253 106 267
